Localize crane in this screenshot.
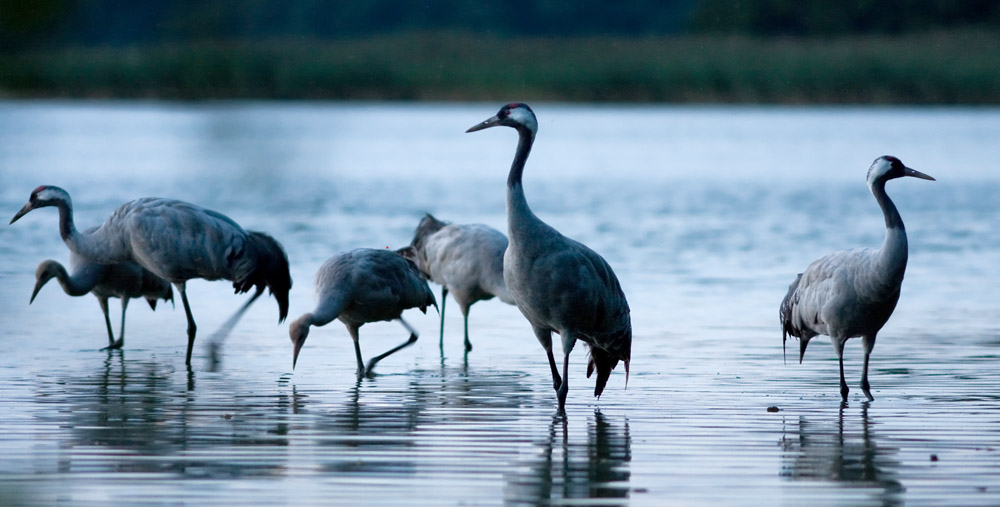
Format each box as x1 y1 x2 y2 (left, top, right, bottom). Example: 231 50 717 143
288 248 436 378
780 155 934 402
403 213 514 352
467 103 632 411
30 246 173 349
11 185 292 366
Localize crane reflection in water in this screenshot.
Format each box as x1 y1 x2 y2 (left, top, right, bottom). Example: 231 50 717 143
780 404 904 505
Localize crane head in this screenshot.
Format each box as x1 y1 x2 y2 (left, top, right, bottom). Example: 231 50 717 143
11 185 72 224
30 260 64 304
868 156 935 185
466 103 537 136
289 315 311 369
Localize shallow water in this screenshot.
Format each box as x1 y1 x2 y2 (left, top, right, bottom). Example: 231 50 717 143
1 101 999 505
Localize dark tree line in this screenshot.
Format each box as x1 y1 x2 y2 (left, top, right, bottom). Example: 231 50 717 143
3 0 999 51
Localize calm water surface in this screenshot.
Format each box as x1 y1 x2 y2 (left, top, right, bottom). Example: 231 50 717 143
1 101 998 505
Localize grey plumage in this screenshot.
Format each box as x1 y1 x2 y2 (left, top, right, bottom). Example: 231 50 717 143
404 213 514 352
10 185 292 365
288 248 437 378
779 155 934 402
467 103 632 411
31 244 173 349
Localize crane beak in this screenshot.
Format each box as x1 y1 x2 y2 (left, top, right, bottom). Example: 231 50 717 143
29 279 45 304
10 202 34 225
466 115 501 133
292 336 306 369
904 167 935 181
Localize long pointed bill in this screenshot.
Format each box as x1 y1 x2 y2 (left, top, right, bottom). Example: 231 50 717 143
10 203 33 224
292 336 306 369
904 167 936 181
466 115 501 133
29 280 45 304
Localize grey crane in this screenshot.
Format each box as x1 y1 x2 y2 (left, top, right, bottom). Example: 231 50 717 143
466 103 632 411
402 213 515 352
31 244 173 350
780 155 934 402
10 185 292 366
288 248 437 378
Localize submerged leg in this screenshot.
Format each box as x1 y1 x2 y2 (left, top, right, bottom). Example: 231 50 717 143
104 297 130 350
861 334 877 402
462 306 472 353
347 324 365 380
178 283 197 366
834 337 848 402
97 296 116 348
438 287 448 348
557 330 576 411
365 317 419 376
533 326 561 390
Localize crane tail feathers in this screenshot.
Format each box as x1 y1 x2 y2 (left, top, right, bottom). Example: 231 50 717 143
243 231 293 323
780 273 803 365
587 331 631 399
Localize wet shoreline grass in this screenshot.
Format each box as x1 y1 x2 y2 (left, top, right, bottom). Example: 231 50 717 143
2 29 998 104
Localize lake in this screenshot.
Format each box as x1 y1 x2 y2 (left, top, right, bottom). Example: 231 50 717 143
1 101 998 505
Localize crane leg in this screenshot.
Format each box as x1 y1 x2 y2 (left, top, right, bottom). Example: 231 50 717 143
556 331 576 412
110 297 129 350
835 339 848 402
533 326 561 390
463 310 472 353
348 325 365 380
179 285 197 366
438 287 448 349
97 296 117 349
365 317 419 376
861 335 876 401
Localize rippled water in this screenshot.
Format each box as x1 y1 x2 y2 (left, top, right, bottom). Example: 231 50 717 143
1 101 998 505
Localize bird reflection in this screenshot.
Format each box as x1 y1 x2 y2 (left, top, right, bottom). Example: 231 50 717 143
40 355 294 478
780 404 904 503
505 410 631 505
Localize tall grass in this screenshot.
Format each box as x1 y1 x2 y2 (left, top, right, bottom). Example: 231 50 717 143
2 30 998 103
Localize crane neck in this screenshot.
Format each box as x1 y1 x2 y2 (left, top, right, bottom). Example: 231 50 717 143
871 179 905 231
871 179 909 277
506 127 539 239
52 263 102 296
54 198 80 245
55 199 127 264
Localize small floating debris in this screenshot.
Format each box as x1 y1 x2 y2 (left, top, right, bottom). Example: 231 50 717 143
930 454 939 462
766 406 780 413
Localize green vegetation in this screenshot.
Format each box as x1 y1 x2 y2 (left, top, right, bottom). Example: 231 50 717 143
2 29 999 103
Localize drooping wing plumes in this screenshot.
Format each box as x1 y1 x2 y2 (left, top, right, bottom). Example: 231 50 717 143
241 231 292 322
780 273 803 364
587 324 632 398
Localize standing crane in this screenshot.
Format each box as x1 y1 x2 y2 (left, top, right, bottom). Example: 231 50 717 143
288 248 436 378
10 185 292 366
30 245 173 350
466 103 632 411
780 155 934 402
404 213 514 352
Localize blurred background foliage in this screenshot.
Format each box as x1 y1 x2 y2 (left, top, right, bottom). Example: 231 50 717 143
1 0 998 103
